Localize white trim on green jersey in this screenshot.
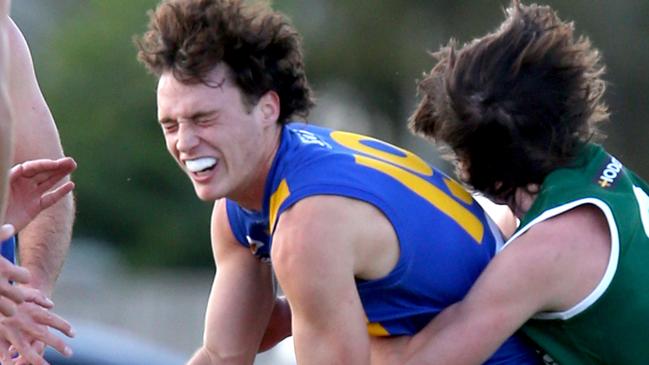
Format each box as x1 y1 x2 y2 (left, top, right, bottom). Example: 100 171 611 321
500 198 620 320
633 186 649 238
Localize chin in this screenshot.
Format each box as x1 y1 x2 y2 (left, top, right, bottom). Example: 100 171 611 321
192 185 223 202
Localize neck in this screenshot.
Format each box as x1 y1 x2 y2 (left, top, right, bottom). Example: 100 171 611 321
230 125 283 211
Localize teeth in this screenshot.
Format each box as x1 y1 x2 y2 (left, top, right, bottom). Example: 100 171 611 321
185 157 217 173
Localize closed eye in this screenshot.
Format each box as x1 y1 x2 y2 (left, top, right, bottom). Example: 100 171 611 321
196 118 216 126
160 119 178 133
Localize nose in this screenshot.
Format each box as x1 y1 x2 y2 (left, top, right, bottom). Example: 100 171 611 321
176 122 199 153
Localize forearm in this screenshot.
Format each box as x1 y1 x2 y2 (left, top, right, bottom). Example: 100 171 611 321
187 345 252 365
187 347 214 365
294 323 370 365
403 304 490 365
18 194 74 295
198 273 272 365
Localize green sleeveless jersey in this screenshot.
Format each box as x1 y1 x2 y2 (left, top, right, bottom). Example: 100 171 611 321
503 144 649 364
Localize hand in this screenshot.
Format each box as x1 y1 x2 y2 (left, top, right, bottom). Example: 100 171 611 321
0 254 30 317
5 157 76 232
0 287 74 365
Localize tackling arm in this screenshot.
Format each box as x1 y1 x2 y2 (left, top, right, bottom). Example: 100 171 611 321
402 205 611 365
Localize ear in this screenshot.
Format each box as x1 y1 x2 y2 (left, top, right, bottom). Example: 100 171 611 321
257 90 281 126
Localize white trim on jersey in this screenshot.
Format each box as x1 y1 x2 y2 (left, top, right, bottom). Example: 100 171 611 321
500 198 619 320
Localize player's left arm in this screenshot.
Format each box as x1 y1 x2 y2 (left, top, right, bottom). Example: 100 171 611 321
271 196 371 365
6 18 74 296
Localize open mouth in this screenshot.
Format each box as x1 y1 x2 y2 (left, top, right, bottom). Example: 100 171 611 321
185 157 218 174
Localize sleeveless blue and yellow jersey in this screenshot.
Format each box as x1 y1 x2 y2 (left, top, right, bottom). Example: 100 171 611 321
226 123 538 364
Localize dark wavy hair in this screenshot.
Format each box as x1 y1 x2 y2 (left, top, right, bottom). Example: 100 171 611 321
135 0 314 124
410 0 609 204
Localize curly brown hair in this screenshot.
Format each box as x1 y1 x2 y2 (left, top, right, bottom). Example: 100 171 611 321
410 0 609 204
135 0 314 124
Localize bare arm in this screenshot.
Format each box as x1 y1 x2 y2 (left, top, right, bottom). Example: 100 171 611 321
6 18 74 296
188 201 275 365
257 296 291 353
0 4 13 224
402 205 610 365
271 196 372 365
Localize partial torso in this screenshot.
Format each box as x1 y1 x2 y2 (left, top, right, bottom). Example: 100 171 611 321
508 143 649 364
227 123 538 363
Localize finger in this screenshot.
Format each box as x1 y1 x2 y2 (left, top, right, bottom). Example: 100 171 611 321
0 225 14 242
13 158 75 186
31 169 73 191
33 311 74 338
0 339 11 364
11 340 43 365
55 157 77 173
6 344 16 359
20 288 54 310
0 258 30 285
20 318 72 358
5 333 47 365
38 182 75 211
0 297 15 317
15 159 60 179
0 284 29 307
25 328 71 359
32 341 45 356
11 345 47 365
34 158 77 182
8 163 24 184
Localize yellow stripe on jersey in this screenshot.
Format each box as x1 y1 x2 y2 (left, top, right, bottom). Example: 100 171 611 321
269 179 290 233
444 177 473 205
367 322 390 337
355 155 484 243
330 131 433 176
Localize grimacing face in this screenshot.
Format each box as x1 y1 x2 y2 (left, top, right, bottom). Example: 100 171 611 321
156 64 280 204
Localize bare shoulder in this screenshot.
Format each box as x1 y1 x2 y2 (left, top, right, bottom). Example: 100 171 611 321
274 195 381 243
272 195 398 280
210 199 252 261
272 195 361 255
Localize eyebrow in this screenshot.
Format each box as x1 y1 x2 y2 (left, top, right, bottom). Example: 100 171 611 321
159 110 218 124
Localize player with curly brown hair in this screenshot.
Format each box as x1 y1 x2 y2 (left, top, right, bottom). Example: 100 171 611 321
135 1 542 364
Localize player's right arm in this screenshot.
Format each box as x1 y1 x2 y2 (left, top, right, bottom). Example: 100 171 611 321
401 204 610 364
187 200 275 365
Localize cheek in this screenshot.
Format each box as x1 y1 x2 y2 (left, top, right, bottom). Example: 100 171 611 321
164 135 178 156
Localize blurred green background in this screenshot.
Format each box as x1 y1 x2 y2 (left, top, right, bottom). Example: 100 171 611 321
12 0 649 268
